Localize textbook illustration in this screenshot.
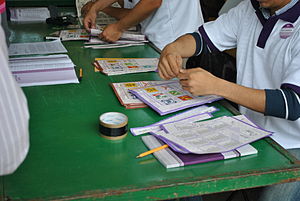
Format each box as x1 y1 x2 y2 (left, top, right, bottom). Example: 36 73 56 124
111 80 176 109
129 81 223 115
94 58 158 75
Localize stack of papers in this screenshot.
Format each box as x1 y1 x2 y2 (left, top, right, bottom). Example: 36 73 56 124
84 28 147 49
9 7 50 22
129 81 223 115
111 80 177 109
90 29 146 41
94 58 158 75
8 40 67 56
9 54 79 87
141 115 271 168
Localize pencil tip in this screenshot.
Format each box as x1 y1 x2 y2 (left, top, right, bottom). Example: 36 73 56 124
136 156 141 158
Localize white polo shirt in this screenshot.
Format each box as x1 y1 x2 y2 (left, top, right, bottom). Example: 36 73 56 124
0 25 30 175
199 0 300 149
124 0 204 50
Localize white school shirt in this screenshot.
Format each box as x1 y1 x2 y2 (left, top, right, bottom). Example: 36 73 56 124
124 0 204 50
0 25 30 175
199 0 300 149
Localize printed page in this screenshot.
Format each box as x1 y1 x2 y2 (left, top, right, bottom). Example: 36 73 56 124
9 7 50 22
95 58 158 75
129 82 222 115
59 29 90 41
157 116 272 154
112 80 177 106
130 106 217 136
8 40 67 56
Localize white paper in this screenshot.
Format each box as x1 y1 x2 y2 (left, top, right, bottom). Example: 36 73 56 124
90 29 146 41
8 40 67 56
9 54 79 87
157 115 272 154
9 7 50 22
130 106 217 136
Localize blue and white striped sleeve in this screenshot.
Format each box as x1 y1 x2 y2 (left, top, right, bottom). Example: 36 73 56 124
265 87 300 121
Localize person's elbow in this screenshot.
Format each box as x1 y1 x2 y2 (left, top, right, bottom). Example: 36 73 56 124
146 0 162 9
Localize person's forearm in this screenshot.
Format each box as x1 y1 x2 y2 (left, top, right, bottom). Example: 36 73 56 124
214 79 266 113
102 7 131 20
114 0 162 31
165 34 197 58
91 0 118 13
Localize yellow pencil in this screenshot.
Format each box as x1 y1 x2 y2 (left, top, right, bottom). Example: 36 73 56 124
136 144 169 158
79 68 83 82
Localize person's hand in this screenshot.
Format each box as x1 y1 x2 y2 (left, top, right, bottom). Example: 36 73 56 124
178 68 220 96
81 1 95 17
83 8 97 32
99 23 123 42
158 44 183 80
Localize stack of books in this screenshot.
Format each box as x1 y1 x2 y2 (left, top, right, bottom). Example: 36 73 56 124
139 115 272 168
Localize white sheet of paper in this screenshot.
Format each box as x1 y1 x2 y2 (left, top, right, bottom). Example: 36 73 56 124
157 115 272 154
8 40 67 56
9 7 50 22
130 106 217 136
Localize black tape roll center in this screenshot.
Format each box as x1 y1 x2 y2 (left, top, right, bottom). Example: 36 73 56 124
99 124 128 137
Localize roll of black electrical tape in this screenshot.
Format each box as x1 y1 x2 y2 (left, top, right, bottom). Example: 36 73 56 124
99 112 128 140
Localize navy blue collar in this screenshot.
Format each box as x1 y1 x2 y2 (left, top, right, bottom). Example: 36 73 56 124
250 0 300 48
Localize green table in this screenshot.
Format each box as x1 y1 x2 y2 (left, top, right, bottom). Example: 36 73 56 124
1 22 300 201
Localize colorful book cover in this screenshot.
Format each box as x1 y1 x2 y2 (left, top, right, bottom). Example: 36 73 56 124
111 80 177 109
95 58 158 76
129 81 223 115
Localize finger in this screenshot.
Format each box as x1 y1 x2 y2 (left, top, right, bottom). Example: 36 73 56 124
166 55 180 76
181 86 191 92
179 79 190 88
177 70 189 80
158 61 172 79
83 19 91 31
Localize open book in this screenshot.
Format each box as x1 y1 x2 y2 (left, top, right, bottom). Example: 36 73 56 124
129 81 223 115
111 80 177 109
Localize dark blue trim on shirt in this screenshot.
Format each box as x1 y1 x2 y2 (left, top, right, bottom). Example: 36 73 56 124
265 89 286 119
190 32 201 56
250 0 300 48
282 83 300 95
198 26 220 53
190 32 213 56
265 88 300 121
